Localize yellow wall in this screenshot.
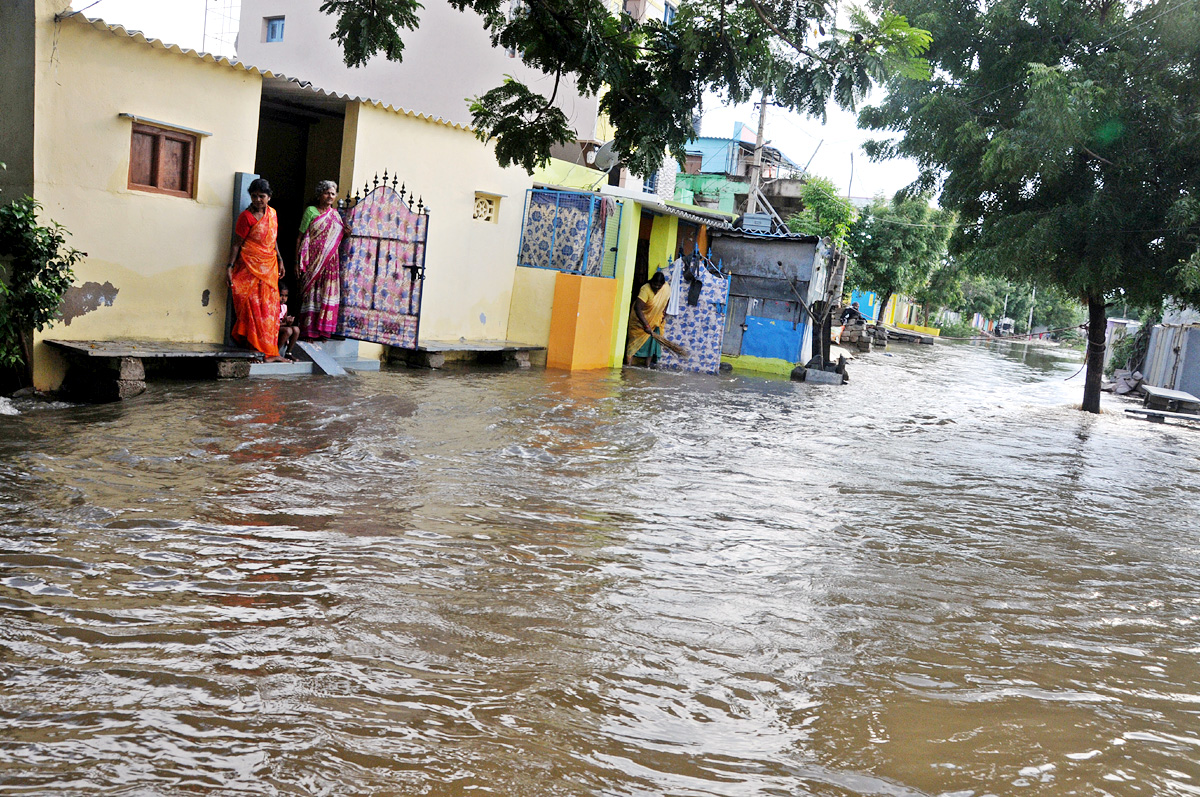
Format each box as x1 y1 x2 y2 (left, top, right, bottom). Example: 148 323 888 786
343 102 533 343
507 266 558 347
608 199 642 365
648 214 678 275
547 273 618 370
533 158 606 191
29 8 264 389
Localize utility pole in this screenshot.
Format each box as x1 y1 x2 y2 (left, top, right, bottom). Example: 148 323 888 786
746 88 768 215
1026 286 1037 335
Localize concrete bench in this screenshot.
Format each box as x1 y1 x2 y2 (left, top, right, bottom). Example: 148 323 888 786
45 339 258 402
392 340 545 369
1140 384 1200 413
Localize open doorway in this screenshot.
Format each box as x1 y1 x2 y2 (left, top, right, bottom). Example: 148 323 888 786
252 83 346 303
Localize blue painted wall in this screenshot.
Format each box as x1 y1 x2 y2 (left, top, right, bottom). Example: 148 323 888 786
850 290 879 322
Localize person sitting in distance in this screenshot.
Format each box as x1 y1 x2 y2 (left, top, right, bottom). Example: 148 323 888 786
840 301 865 325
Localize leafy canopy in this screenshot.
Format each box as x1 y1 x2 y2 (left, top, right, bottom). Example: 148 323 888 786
844 194 954 307
858 0 1200 409
786 175 857 248
320 0 931 175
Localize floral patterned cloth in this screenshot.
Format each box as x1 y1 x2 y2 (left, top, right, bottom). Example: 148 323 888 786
518 191 611 276
338 186 425 348
659 261 729 375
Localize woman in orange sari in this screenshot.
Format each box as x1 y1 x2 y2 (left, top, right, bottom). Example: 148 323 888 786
226 178 287 362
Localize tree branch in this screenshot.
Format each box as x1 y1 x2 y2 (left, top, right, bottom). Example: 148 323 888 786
738 0 831 65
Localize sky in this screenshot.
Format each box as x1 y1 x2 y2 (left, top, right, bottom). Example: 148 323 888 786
69 0 922 200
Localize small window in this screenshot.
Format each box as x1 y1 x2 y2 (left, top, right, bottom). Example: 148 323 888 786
128 123 197 198
663 3 677 25
264 16 285 42
473 193 500 223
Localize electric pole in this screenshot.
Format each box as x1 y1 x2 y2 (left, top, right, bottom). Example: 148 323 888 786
746 89 768 215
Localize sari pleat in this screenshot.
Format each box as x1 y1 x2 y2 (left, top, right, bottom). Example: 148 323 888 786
298 207 345 340
230 208 281 357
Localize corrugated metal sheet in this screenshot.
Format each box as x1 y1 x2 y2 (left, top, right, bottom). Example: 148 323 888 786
1143 324 1200 395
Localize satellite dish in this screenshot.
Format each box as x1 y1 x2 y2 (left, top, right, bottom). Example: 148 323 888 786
593 141 618 172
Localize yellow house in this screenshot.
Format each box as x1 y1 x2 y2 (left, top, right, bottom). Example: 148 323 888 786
506 174 735 371
2 0 536 391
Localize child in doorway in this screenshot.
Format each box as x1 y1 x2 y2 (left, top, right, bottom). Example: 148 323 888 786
277 284 300 361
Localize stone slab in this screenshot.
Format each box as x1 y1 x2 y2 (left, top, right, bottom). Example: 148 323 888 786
294 342 347 376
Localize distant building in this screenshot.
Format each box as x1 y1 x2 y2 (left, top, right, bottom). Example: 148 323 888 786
673 123 807 218
236 0 602 142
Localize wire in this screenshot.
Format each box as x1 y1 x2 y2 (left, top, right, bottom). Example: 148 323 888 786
56 0 108 19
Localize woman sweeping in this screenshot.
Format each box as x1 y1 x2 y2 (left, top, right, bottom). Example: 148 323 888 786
296 180 349 341
227 178 287 362
625 270 682 366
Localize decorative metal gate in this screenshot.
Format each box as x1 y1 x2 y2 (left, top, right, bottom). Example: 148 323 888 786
337 172 429 349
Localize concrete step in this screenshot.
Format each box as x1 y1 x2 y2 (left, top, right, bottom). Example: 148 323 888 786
249 360 314 376
304 339 381 371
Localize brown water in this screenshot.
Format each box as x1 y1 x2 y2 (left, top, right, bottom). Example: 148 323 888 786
2 342 1199 796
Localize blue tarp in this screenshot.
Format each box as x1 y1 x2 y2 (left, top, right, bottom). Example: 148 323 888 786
741 315 805 362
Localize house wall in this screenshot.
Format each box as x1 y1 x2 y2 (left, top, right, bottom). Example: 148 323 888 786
607 200 642 365
508 267 558 351
238 0 601 141
547 273 619 370
343 102 531 343
647 215 678 275
0 0 37 200
29 8 264 389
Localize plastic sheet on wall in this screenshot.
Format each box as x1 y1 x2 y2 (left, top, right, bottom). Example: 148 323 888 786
741 315 805 362
518 190 618 277
659 262 729 375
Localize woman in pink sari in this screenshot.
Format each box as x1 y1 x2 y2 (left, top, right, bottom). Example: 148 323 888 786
295 180 349 340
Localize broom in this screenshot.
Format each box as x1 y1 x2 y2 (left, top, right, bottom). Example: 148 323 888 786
651 329 690 359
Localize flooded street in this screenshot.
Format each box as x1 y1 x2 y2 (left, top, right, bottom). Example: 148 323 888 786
2 341 1200 796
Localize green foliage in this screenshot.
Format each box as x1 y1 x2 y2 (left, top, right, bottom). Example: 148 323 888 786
858 0 1200 409
844 194 954 306
322 0 932 174
935 317 978 339
786 176 856 248
320 0 422 67
0 198 83 372
469 78 573 173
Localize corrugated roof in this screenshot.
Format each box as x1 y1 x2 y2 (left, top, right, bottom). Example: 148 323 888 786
712 228 820 242
64 13 473 131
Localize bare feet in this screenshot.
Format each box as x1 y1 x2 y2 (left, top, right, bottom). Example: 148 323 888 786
265 355 287 363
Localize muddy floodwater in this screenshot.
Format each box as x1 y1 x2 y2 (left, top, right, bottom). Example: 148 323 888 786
2 342 1199 796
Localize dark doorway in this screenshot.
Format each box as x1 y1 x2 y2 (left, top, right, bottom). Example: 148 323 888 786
252 100 345 296
677 221 699 260
630 213 655 306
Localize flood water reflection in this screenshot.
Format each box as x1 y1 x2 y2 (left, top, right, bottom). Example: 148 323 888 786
2 341 1199 796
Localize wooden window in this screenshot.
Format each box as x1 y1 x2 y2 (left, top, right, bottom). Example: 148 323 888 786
128 123 197 199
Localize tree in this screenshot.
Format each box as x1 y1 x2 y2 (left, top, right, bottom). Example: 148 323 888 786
844 194 954 324
786 175 857 248
859 0 1200 412
0 198 83 390
319 0 932 176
